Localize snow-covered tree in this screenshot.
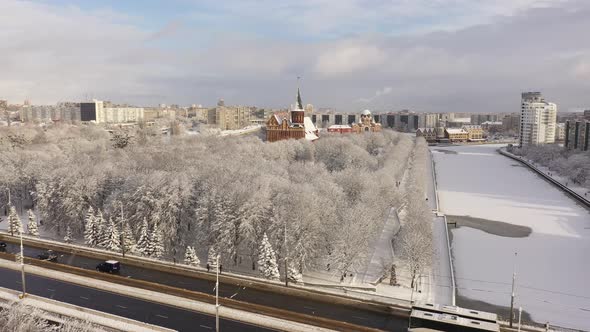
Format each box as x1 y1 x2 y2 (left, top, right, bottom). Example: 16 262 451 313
258 233 280 280
63 225 73 243
147 223 164 259
104 217 121 252
287 261 303 283
207 246 219 270
184 246 200 266
136 217 150 256
26 209 39 237
84 207 99 246
121 222 136 253
95 210 108 247
8 206 23 236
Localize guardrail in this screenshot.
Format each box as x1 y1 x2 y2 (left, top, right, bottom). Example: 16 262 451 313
430 150 456 306
498 149 590 208
0 251 396 332
0 232 410 319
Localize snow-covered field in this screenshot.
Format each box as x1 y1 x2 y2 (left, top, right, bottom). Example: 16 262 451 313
432 144 590 330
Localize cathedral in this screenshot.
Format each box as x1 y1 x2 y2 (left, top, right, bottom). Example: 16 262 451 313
266 89 319 142
351 109 382 133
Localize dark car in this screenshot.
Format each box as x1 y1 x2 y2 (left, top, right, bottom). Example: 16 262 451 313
37 250 58 262
96 260 120 273
0 242 6 252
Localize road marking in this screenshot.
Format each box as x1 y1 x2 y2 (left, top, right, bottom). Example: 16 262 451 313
304 306 315 310
47 288 55 292
116 305 127 309
156 314 168 319
15 281 21 284
199 325 212 330
79 296 89 300
353 315 367 320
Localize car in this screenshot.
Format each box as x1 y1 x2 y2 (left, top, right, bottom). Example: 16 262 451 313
37 250 58 262
96 260 120 273
0 242 6 252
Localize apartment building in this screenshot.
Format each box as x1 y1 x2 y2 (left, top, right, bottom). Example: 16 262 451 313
519 92 557 147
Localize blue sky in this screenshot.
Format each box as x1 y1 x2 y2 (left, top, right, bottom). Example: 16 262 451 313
1 0 589 112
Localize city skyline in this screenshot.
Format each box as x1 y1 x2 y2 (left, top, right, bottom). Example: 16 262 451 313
1 0 590 112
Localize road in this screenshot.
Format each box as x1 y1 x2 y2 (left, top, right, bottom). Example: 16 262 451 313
2 242 408 331
0 267 273 332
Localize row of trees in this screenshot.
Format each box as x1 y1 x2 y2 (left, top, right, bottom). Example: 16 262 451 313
515 144 590 188
0 124 428 282
394 138 433 288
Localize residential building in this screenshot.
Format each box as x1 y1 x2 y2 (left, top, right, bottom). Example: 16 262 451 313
519 92 557 147
471 113 499 125
214 105 251 130
462 125 484 140
502 113 520 133
555 123 566 142
416 128 437 142
80 100 144 124
565 120 590 151
327 124 352 133
20 102 81 122
445 128 469 142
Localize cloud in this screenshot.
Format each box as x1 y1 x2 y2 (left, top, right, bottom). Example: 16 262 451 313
0 0 589 113
356 87 394 103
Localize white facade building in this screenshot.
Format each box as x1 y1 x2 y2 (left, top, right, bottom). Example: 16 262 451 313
519 92 557 147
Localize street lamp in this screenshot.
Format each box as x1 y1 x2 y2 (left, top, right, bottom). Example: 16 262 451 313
19 228 27 299
215 254 220 332
119 202 126 257
284 220 288 287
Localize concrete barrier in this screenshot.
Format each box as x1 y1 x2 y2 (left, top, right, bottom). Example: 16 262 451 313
430 150 456 306
498 149 590 208
0 286 174 332
0 232 411 320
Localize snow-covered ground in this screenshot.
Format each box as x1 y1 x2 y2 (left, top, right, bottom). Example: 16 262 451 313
432 144 590 330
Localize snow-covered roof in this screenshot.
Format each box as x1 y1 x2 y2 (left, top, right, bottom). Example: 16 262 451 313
304 117 319 141
105 260 119 264
328 125 352 129
361 109 372 116
445 128 468 134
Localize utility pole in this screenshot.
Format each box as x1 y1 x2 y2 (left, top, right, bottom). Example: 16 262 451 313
517 307 522 332
215 254 220 332
19 229 26 299
284 220 288 287
509 252 518 328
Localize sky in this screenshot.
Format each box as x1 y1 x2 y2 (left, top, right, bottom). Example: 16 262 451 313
1 0 589 113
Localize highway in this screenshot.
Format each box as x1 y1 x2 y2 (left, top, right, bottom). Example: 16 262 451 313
2 242 408 331
0 267 274 332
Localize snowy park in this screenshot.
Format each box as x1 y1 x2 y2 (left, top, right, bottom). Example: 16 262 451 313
0 125 433 292
432 144 590 330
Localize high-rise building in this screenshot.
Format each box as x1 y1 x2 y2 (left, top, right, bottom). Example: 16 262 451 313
565 120 590 151
519 92 557 147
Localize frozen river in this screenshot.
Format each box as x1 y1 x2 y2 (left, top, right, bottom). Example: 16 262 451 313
432 144 590 330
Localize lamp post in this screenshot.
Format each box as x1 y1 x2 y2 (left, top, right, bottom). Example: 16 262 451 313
284 220 288 287
19 229 26 299
119 202 125 257
215 254 220 332
509 252 518 328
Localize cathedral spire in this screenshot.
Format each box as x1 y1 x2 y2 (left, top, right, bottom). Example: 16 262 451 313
296 76 303 110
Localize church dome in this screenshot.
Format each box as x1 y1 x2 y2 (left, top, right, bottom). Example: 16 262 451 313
361 109 372 116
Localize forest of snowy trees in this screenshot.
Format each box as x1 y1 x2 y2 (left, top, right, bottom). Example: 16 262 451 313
516 145 590 187
0 125 431 281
